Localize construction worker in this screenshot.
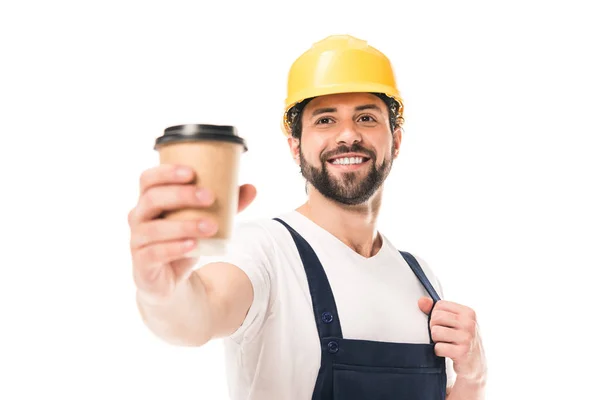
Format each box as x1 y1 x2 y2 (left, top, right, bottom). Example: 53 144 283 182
128 34 487 399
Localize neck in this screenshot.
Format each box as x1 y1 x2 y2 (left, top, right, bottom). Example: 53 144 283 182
296 185 384 258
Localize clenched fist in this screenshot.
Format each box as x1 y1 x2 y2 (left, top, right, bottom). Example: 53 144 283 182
419 297 487 383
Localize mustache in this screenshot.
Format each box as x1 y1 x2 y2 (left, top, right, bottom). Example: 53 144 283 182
321 143 376 162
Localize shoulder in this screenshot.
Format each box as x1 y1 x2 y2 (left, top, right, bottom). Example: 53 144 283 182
228 215 292 248
214 213 297 267
213 214 297 344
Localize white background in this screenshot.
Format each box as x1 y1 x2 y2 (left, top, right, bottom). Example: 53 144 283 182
1 1 598 399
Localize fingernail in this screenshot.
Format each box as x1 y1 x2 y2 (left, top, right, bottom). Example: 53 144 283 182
176 167 192 178
196 189 212 203
198 220 215 233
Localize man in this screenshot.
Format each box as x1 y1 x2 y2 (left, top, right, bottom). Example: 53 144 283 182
128 35 487 399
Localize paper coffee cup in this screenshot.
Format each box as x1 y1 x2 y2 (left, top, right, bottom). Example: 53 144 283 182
154 124 248 257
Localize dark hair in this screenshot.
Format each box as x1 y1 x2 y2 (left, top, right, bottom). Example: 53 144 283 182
285 93 404 139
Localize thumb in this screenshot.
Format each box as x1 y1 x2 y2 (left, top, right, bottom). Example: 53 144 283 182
237 184 257 213
418 296 434 315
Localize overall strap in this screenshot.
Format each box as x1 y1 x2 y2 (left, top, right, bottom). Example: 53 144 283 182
399 251 441 345
399 251 441 302
273 218 344 339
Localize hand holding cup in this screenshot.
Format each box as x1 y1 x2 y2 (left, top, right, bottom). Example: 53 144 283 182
128 124 252 303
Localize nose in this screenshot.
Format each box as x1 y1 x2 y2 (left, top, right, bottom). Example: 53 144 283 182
335 122 362 145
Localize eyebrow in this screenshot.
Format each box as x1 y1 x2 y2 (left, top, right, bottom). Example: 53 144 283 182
311 104 383 117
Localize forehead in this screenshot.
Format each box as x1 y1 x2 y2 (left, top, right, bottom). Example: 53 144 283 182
304 92 386 113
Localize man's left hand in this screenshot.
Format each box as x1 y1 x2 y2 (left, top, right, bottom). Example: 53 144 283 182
418 297 487 382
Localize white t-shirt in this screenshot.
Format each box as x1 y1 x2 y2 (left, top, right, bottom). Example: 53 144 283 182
209 210 456 399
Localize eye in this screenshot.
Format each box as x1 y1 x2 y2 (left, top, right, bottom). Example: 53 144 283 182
315 117 335 125
358 115 377 123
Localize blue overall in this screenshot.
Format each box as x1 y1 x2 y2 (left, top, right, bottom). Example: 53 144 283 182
274 218 447 400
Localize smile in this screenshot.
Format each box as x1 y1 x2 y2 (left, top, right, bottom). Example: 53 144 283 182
326 154 371 170
330 156 368 165
327 153 371 164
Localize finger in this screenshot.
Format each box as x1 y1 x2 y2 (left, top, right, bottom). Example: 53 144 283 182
130 218 218 250
434 342 463 359
133 238 198 268
431 325 470 345
432 300 477 320
133 185 215 224
418 296 434 315
237 184 257 213
430 309 462 329
139 164 196 195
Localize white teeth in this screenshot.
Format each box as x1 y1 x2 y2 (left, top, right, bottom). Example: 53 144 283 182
332 157 365 165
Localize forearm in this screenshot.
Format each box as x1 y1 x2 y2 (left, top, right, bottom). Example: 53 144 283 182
446 374 487 400
136 272 213 347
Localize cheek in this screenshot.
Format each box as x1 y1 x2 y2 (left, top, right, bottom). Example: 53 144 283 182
375 138 394 158
300 135 329 162
302 149 324 165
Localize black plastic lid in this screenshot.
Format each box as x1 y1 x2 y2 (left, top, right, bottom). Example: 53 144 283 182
154 124 247 151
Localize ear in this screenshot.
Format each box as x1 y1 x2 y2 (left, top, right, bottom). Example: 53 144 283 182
288 135 301 166
392 127 402 159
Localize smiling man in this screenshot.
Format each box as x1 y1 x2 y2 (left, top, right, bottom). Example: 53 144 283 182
129 35 487 400
294 93 397 206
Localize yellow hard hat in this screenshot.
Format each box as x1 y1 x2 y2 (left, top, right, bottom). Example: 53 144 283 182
282 34 404 136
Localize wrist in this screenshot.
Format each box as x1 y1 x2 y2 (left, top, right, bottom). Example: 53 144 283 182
455 368 487 388
136 277 196 309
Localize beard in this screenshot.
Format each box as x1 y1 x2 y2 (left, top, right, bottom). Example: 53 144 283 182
299 142 393 206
